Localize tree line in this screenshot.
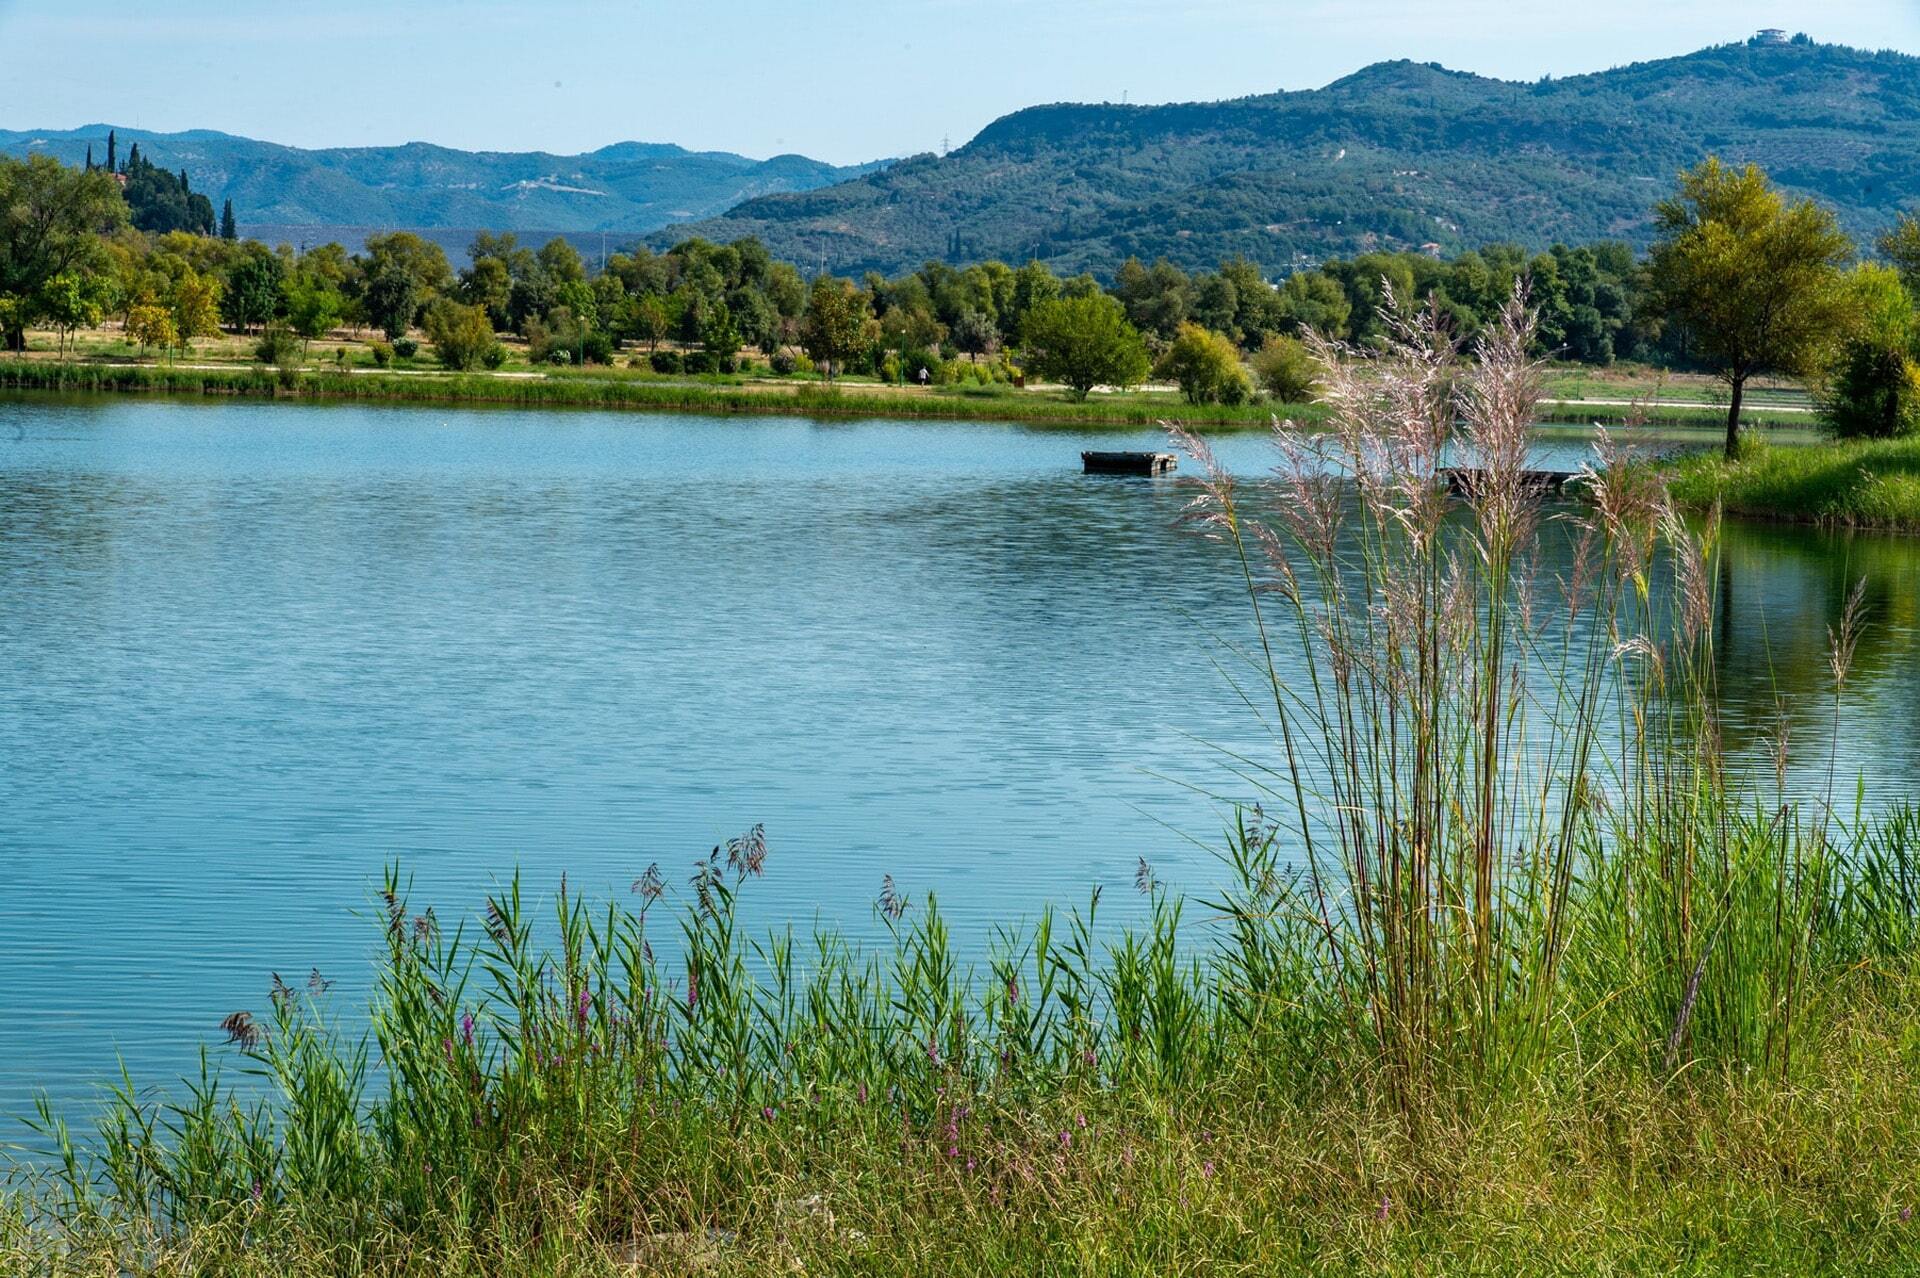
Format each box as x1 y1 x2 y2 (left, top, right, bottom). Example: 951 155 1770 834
3 148 1918 453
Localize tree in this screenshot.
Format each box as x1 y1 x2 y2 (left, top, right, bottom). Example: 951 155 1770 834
1880 213 1920 296
0 155 127 351
221 248 284 331
125 302 177 358
949 308 999 363
169 269 222 350
219 200 237 241
1250 334 1321 403
1821 263 1920 439
628 294 669 352
363 265 422 339
1155 322 1250 404
1649 158 1856 457
423 298 502 371
701 300 740 362
36 270 110 356
800 276 876 381
359 232 452 333
1019 293 1151 399
284 273 344 351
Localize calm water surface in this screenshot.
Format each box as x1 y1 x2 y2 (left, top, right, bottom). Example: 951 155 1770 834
0 394 1915 1129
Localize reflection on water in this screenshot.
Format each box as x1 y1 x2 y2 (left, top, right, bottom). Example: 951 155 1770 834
0 394 1914 1127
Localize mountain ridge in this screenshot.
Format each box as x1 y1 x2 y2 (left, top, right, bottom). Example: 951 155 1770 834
661 37 1920 277
0 125 885 236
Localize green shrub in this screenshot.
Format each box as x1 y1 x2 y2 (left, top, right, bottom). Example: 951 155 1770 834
253 323 301 369
423 299 504 372
683 350 715 375
650 350 683 375
768 350 798 376
1823 337 1920 439
369 341 394 368
392 337 418 360
1250 333 1321 403
581 330 615 366
1155 321 1251 405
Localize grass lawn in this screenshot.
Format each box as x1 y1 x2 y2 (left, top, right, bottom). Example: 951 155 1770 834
1666 435 1920 532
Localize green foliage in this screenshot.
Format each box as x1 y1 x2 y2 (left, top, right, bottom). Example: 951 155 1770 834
120 149 214 235
1880 212 1920 294
1249 333 1320 402
368 340 393 368
800 276 877 381
283 272 344 347
422 298 502 372
1019 293 1151 399
254 323 301 368
124 302 176 353
221 246 285 331
1819 263 1920 440
362 267 420 340
1154 322 1250 404
1650 157 1858 454
0 154 126 350
1667 435 1920 529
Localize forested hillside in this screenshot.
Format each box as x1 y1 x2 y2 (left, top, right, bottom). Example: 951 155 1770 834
668 36 1920 276
0 127 881 236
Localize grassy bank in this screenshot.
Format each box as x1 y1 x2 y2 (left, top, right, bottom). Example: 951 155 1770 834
1667 436 1920 532
0 359 1819 432
0 359 1312 429
7 832 1917 1278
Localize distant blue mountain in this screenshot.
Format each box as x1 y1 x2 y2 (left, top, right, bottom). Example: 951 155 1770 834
0 125 886 238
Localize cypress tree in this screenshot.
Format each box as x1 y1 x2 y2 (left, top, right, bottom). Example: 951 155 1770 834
107 129 116 172
126 142 140 171
85 144 94 171
220 200 237 241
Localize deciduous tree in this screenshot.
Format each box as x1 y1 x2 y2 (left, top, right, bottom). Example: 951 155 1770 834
1020 293 1150 399
1650 158 1856 457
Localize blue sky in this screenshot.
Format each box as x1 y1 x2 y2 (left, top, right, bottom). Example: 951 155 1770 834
3 1 1915 163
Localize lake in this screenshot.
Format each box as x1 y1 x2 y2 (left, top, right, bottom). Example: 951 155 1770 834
0 394 1915 1131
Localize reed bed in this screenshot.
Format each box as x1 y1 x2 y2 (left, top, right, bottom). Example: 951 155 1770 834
5 291 1920 1275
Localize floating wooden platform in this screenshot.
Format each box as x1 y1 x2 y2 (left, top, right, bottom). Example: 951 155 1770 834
1440 467 1579 498
1082 450 1177 476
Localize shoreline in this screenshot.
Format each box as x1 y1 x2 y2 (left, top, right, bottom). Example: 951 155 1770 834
0 358 1814 433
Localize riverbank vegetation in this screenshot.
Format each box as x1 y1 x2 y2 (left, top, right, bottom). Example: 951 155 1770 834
1668 435 1920 531
7 295 1919 1276
1 149 1913 445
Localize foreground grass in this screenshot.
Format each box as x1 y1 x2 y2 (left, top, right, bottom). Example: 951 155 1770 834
4 856 1918 1278
1667 436 1920 531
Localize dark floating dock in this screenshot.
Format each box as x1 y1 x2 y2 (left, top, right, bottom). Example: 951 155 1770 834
1082 450 1177 476
1440 467 1580 498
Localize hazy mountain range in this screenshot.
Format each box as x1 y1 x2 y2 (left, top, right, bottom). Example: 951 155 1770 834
5 37 1918 277
0 126 883 242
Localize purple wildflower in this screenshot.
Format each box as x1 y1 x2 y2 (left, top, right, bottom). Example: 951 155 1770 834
460 1011 475 1046
1201 1160 1215 1179
577 988 591 1028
